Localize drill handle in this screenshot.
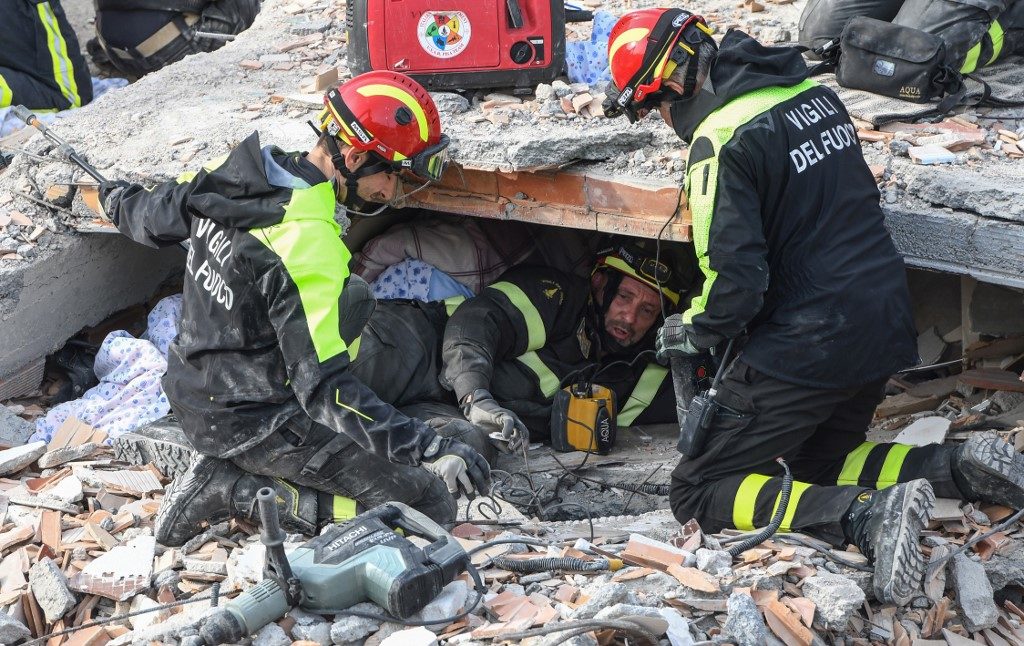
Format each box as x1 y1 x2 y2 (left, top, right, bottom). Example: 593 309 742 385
256 487 297 586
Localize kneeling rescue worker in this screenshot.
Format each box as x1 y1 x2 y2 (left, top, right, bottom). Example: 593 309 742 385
606 8 1024 605
100 71 489 546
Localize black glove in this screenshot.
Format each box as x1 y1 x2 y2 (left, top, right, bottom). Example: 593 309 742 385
655 313 701 365
98 180 130 217
423 436 491 497
461 388 529 451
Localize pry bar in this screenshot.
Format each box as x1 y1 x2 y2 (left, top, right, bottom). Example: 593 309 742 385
12 105 108 184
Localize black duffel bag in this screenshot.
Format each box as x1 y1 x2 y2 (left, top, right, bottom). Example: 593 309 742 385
831 16 965 103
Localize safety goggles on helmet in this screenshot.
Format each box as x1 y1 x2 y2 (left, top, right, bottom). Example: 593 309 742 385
604 9 715 123
320 88 451 182
397 135 451 182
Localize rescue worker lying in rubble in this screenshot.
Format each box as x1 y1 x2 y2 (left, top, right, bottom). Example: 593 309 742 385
605 8 1024 606
98 70 490 547
0 0 93 111
348 239 702 452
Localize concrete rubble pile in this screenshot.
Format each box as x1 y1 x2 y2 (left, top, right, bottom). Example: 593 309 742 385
0 358 1021 645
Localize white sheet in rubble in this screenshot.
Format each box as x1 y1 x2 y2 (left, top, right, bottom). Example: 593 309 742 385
30 294 182 444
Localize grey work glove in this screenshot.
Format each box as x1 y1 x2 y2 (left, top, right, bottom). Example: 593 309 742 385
423 436 491 498
461 388 529 451
98 180 131 221
656 313 702 365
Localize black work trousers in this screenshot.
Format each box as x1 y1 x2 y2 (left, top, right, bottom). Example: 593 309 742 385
349 299 495 464
669 359 961 545
230 278 460 525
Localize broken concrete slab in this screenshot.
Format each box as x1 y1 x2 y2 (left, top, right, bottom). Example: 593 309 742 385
0 405 34 447
38 442 100 468
71 535 156 601
0 610 31 644
379 626 437 646
330 603 382 645
253 621 291 646
951 554 998 632
29 557 77 623
724 591 769 646
696 549 732 576
802 572 866 631
572 583 636 619
0 440 46 476
893 417 950 446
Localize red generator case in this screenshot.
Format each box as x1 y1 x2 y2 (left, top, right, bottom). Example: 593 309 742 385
346 0 566 90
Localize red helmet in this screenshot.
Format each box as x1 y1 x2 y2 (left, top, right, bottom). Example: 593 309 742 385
605 8 716 122
318 71 450 181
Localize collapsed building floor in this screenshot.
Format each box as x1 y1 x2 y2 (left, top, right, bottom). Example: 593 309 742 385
0 0 1024 643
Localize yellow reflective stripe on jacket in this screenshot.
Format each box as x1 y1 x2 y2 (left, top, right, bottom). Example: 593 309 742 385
254 182 349 362
876 444 911 489
517 351 560 398
683 79 817 327
617 364 670 426
488 281 546 351
837 441 876 486
36 1 81 107
444 295 466 316
0 74 12 107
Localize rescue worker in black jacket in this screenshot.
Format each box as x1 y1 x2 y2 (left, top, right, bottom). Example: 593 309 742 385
100 71 489 547
350 239 699 450
1 0 92 111
605 8 1024 606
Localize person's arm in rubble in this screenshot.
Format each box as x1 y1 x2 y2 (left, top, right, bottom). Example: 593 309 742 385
259 262 490 496
100 168 206 248
657 138 770 360
441 266 583 447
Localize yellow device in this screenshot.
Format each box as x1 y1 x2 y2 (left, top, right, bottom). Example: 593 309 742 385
550 384 617 454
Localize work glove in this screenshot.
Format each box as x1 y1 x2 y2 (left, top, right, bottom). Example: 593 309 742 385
98 180 130 218
461 388 529 451
656 313 702 365
422 436 491 498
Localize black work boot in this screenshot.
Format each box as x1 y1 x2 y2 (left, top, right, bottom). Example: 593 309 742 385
113 416 196 481
952 432 1024 508
841 479 935 606
155 456 319 547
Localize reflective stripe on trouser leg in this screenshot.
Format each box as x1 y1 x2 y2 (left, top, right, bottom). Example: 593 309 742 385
837 442 914 489
732 473 813 532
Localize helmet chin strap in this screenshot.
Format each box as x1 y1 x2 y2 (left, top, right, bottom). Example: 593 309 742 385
323 132 392 211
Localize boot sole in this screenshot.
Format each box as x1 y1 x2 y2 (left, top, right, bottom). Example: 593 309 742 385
113 432 196 481
873 479 934 606
960 435 1024 508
